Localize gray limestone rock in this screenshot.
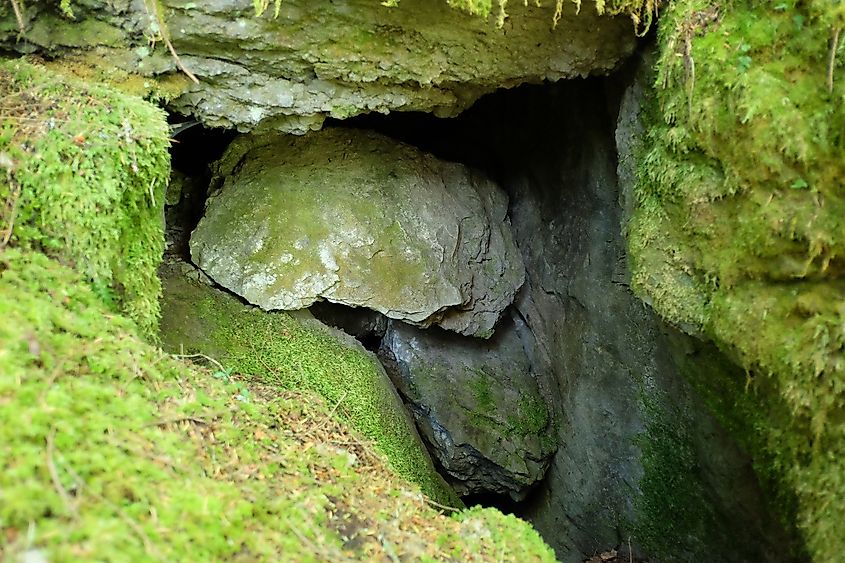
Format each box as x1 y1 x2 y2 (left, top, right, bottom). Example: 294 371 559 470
0 1 637 133
379 317 556 499
190 127 525 337
161 0 637 132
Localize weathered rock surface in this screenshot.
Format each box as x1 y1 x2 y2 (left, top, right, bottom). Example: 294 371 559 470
190 127 525 337
500 78 794 563
362 75 796 561
1 1 637 133
379 317 555 499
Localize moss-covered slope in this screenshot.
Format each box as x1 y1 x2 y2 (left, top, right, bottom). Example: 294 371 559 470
159 267 460 507
0 59 170 338
0 248 553 561
630 1 845 559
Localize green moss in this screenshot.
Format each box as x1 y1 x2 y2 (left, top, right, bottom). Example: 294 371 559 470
159 269 461 507
449 506 556 561
509 396 550 437
633 394 715 560
0 60 170 337
389 0 656 31
0 248 549 560
630 0 845 559
463 367 550 443
470 368 496 413
26 14 126 48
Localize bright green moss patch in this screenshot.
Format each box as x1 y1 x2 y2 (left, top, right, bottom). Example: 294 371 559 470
450 506 556 560
0 59 170 337
0 248 552 560
630 0 845 559
158 267 461 507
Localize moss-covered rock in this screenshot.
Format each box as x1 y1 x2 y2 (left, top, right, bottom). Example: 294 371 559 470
0 59 170 338
629 1 845 559
158 263 461 507
380 318 556 499
191 128 525 337
0 248 554 561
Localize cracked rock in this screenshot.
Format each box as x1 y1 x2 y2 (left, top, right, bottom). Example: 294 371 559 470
190 127 525 337
379 317 556 499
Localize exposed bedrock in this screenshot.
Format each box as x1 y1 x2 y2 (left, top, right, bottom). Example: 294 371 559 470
190 127 525 337
163 0 638 132
1 0 636 133
496 77 794 563
379 316 556 499
352 72 796 561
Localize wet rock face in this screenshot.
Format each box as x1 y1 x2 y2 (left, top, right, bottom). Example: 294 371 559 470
190 127 525 337
379 318 556 499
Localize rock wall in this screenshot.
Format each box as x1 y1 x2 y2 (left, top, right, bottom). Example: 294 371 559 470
628 3 845 560
355 73 794 561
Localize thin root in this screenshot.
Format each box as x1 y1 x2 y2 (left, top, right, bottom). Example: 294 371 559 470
9 0 26 37
828 27 841 93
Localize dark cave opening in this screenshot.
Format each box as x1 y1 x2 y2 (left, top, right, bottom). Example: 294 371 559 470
163 73 629 530
162 61 792 563
165 122 237 263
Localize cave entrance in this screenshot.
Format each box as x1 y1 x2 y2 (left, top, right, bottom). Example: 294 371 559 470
162 61 790 563
162 72 628 553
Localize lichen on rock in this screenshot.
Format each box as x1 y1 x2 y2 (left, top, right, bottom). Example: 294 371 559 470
190 127 525 337
0 0 639 133
379 317 556 499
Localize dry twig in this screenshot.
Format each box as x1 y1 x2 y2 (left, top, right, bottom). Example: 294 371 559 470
46 428 77 515
145 0 199 84
828 27 841 93
170 352 226 373
0 177 21 248
9 0 26 36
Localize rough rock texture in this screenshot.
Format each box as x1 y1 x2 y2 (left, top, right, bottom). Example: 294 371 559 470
190 127 525 337
359 76 796 561
509 79 800 563
0 0 637 133
379 317 555 499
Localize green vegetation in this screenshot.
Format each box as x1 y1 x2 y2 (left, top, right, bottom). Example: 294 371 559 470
387 0 656 30
0 56 558 562
159 269 461 507
0 59 170 338
634 394 718 561
0 248 554 561
465 367 551 441
510 396 550 437
630 0 845 559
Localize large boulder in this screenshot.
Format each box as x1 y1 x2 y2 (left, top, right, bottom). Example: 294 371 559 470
190 127 525 337
0 1 638 133
379 317 556 499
